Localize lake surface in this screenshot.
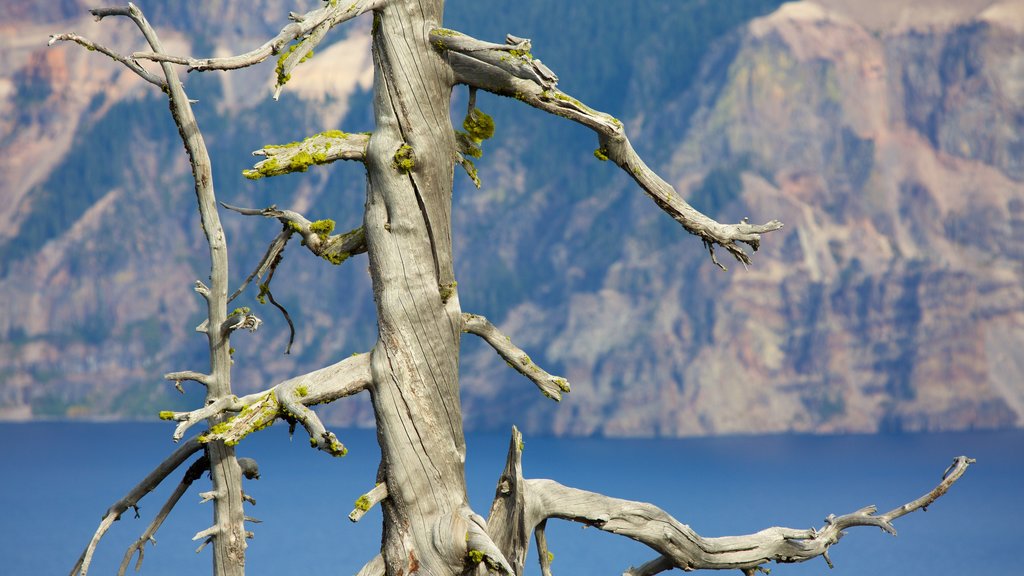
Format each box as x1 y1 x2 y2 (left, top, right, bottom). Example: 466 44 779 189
2 423 1020 575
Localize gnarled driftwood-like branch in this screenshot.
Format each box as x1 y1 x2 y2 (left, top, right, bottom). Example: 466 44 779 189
484 427 971 576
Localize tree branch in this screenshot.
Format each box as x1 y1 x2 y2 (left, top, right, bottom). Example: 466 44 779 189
228 230 289 304
461 313 570 401
117 456 210 575
435 29 783 269
221 202 367 267
484 428 972 575
47 33 167 89
486 427 530 576
174 353 373 456
349 482 389 522
163 370 213 393
467 515 516 575
68 4 251 573
132 0 379 71
161 395 245 442
70 436 205 576
114 455 259 575
243 130 370 179
534 520 554 576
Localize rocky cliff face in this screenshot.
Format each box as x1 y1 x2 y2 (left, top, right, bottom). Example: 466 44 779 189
460 0 1024 436
1 0 1021 436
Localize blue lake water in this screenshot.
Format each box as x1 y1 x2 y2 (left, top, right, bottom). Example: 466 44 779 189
2 422 1020 575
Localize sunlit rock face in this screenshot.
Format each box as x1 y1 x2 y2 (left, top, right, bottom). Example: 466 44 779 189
1 0 1021 436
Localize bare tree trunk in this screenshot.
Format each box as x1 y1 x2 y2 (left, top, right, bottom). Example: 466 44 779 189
363 2 471 573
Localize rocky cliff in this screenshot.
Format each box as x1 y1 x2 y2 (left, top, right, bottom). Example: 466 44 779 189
1 0 1021 436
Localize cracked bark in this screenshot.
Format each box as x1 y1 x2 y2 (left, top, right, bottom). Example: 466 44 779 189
363 3 472 574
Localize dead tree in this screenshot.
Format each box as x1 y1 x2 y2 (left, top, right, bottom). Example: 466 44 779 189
53 2 972 576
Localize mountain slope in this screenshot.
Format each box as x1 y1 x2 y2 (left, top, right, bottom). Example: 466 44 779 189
1 0 1021 436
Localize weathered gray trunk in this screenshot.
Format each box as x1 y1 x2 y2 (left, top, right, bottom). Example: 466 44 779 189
364 1 468 573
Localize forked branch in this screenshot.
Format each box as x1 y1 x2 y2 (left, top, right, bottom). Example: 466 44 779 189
47 32 167 89
461 312 570 401
116 456 262 576
435 30 783 269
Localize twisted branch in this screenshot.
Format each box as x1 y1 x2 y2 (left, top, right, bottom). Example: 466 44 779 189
435 29 783 269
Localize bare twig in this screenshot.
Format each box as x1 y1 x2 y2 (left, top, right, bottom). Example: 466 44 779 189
461 313 570 401
220 202 368 266
261 251 296 354
227 230 291 304
220 201 366 353
47 33 167 89
163 371 213 392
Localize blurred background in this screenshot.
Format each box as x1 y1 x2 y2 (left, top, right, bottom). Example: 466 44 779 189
2 0 1022 438
2 1 1022 575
